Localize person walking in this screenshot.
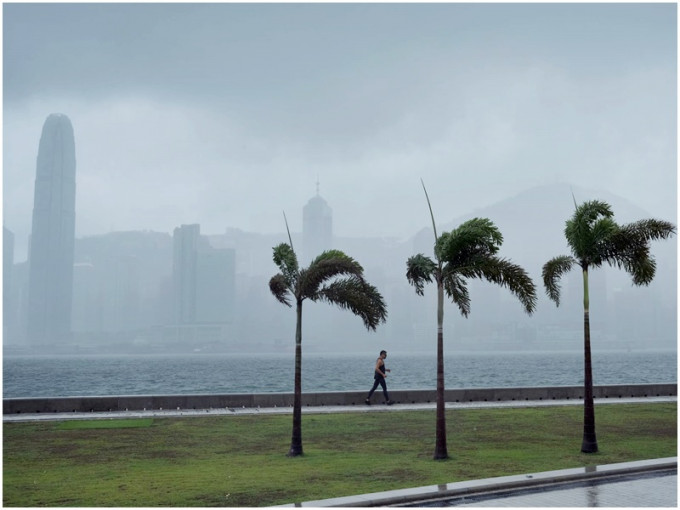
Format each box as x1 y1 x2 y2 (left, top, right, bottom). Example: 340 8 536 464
365 350 394 405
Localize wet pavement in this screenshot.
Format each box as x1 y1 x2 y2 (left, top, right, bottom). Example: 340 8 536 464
422 470 677 507
277 459 677 507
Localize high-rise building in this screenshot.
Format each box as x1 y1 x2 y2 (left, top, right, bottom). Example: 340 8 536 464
173 224 201 324
26 114 76 346
4 226 16 343
302 182 332 264
173 224 235 326
196 248 235 324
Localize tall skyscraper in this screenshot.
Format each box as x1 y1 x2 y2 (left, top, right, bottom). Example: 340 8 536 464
173 224 201 324
4 226 16 343
302 181 332 264
26 114 77 346
173 224 235 325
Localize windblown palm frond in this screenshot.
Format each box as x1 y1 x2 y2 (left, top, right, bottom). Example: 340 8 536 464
406 254 437 296
429 218 536 316
316 276 387 330
449 256 536 315
567 200 613 233
442 272 470 317
563 201 677 286
301 250 364 299
542 255 576 306
627 255 657 286
565 200 614 262
620 219 677 243
272 243 299 285
269 274 292 307
436 218 502 264
603 218 676 285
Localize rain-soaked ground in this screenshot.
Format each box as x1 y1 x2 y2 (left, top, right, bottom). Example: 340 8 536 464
404 469 677 507
7 396 677 507
275 459 677 507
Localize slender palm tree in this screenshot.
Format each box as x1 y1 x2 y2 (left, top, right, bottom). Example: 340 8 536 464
406 181 536 460
269 216 387 457
542 198 675 453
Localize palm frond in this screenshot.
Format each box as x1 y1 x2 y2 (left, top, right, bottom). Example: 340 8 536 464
601 218 675 286
272 243 298 285
590 218 619 249
436 218 503 265
450 256 537 315
442 273 470 317
406 254 437 296
619 219 676 243
570 199 613 226
604 232 656 285
316 276 388 331
628 255 657 286
269 274 292 307
309 249 362 269
301 250 364 299
565 200 613 260
542 255 576 306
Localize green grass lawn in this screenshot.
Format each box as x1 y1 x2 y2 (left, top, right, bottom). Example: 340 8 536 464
3 403 676 507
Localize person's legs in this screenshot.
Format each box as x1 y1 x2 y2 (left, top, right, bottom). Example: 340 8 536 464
378 378 390 401
367 378 380 399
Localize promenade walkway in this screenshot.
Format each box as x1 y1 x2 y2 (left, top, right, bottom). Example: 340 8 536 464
3 395 675 422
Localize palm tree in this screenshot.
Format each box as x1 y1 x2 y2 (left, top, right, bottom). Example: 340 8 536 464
269 216 387 457
406 181 536 459
542 198 675 453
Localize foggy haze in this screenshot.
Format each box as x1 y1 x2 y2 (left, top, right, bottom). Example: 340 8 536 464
3 3 676 355
4 3 676 259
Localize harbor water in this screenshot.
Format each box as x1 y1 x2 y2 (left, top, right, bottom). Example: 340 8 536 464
3 350 676 399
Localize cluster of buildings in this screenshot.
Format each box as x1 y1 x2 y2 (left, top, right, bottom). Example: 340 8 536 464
3 114 676 355
2 114 346 354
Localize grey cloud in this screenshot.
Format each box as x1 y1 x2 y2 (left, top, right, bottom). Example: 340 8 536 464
3 2 676 260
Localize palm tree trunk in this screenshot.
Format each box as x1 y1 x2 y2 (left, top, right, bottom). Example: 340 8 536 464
288 300 303 457
581 268 598 453
433 279 449 460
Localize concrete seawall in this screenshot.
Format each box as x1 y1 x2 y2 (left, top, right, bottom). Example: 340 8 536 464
3 383 676 415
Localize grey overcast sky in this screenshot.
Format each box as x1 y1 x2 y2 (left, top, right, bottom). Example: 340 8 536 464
3 2 677 260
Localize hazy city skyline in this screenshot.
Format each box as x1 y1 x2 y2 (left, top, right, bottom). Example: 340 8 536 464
5 177 676 355
3 3 676 263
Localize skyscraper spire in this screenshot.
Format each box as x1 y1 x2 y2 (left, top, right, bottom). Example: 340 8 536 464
303 182 332 265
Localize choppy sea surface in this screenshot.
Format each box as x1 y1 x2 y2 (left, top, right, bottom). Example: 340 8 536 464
3 350 676 399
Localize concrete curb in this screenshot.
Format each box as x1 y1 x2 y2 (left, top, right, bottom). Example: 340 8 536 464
273 457 677 507
4 383 676 415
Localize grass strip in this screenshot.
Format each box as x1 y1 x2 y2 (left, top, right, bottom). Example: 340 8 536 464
58 418 154 430
3 402 676 507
